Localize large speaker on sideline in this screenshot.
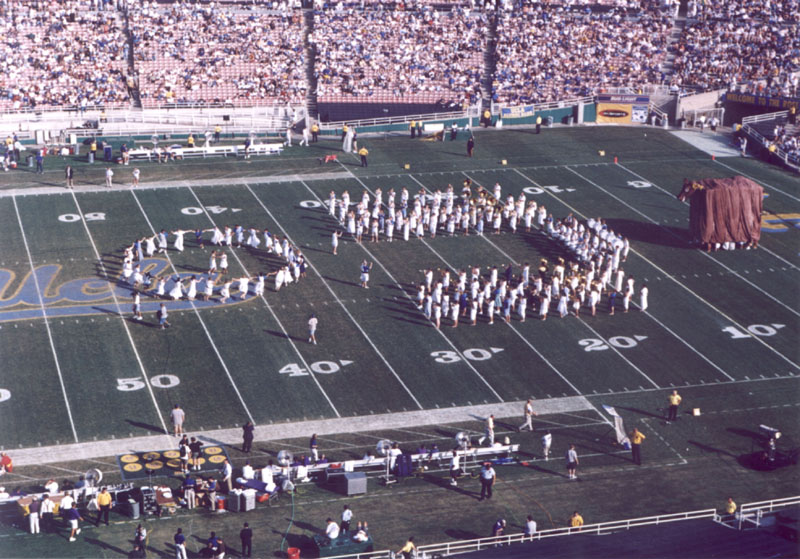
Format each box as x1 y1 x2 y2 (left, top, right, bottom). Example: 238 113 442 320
342 472 367 496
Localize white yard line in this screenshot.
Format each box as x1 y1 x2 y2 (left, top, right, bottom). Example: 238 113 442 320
67 190 170 435
617 163 799 272
12 195 79 443
425 172 658 391
183 185 342 419
567 166 800 318
304 177 506 403
514 167 799 373
242 181 424 410
128 189 257 424
711 158 800 204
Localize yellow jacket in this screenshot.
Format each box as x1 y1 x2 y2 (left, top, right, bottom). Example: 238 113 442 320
97 492 112 507
630 430 646 445
358 147 368 157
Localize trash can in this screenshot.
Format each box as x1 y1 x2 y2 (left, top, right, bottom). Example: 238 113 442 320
287 548 300 559
103 146 112 162
26 155 34 167
88 151 94 163
128 499 140 520
567 115 574 126
546 116 554 127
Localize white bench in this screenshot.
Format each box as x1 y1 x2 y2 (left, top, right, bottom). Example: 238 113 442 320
128 143 283 161
294 443 520 479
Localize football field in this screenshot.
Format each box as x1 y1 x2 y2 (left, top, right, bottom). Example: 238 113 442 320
1 126 798 451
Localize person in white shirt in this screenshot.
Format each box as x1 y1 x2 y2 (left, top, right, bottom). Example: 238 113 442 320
541 431 552 460
105 167 114 188
525 515 537 539
44 479 59 494
340 505 353 533
325 518 340 540
241 461 255 480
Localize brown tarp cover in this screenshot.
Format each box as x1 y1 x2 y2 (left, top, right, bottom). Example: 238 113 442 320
677 176 763 244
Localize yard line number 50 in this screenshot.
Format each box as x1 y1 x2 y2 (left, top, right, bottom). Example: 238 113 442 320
116 375 180 391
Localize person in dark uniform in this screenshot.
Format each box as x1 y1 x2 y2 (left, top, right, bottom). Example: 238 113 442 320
65 165 74 188
450 122 458 141
242 421 254 453
467 136 475 158
240 522 253 557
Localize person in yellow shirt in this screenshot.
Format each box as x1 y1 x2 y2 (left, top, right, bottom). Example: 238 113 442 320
629 427 646 465
311 123 319 143
667 389 682 422
359 146 369 167
95 487 113 526
398 536 416 559
726 497 737 515
569 511 584 530
214 124 222 144
483 109 491 128
187 134 195 148
536 114 542 134
410 120 416 139
341 124 349 142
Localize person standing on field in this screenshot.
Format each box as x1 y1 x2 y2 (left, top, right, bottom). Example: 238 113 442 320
566 444 579 479
518 398 538 432
171 404 185 436
666 389 681 423
308 313 318 344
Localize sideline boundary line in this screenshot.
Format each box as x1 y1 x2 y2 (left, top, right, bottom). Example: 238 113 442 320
68 190 170 435
243 181 425 410
128 189 257 424
11 196 79 443
185 185 342 418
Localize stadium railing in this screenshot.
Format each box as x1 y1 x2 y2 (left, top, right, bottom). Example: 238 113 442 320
741 110 789 126
740 111 799 171
735 496 800 530
314 508 719 559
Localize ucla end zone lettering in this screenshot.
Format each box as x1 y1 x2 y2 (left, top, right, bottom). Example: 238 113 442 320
0 258 249 323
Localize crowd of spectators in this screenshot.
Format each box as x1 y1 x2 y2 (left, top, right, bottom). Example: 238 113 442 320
1 0 797 111
0 0 131 111
311 4 486 103
129 2 306 107
770 123 800 164
493 4 672 104
672 0 799 93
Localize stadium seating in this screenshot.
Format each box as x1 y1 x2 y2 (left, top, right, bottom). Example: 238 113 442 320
1 0 793 111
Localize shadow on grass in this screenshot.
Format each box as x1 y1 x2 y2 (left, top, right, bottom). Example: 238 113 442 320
688 440 737 458
263 329 305 343
445 528 481 540
420 472 481 500
604 218 691 248
83 536 130 557
125 419 166 434
614 406 664 420
321 276 361 288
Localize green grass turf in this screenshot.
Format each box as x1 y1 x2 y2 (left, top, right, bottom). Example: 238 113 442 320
0 126 797 451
